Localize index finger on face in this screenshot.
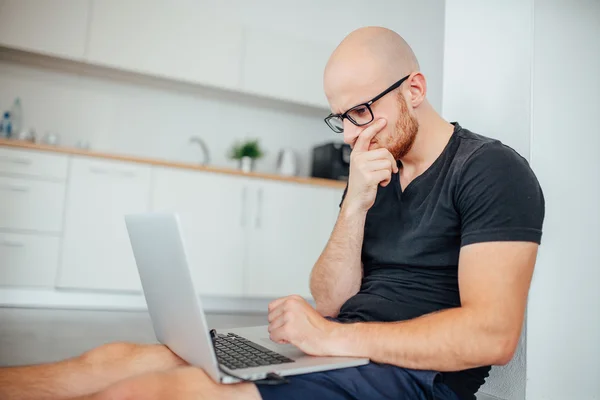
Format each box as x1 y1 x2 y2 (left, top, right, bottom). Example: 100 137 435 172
354 118 387 152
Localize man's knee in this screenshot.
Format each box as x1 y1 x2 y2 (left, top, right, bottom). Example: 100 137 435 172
80 342 142 365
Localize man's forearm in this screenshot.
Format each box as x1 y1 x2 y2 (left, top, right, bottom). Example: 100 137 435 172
329 307 520 371
310 205 367 317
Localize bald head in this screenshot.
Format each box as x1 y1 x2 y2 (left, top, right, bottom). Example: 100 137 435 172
324 27 420 112
327 27 419 78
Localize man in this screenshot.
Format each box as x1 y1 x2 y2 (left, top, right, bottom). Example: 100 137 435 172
0 27 544 400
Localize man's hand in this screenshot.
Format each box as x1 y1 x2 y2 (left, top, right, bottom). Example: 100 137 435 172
345 118 399 213
267 295 338 356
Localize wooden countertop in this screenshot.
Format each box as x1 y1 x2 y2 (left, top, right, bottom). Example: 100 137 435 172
0 139 347 189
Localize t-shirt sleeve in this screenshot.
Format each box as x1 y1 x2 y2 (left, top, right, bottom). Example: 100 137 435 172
456 143 545 247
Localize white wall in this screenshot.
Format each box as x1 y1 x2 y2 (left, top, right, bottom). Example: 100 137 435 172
442 0 533 157
527 0 600 399
442 1 534 399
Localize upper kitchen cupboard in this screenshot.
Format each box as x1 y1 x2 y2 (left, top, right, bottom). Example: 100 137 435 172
151 167 247 298
0 0 91 60
241 27 333 109
86 0 244 91
56 157 152 292
244 180 341 298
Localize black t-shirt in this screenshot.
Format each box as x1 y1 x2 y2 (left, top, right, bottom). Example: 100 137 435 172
337 123 545 400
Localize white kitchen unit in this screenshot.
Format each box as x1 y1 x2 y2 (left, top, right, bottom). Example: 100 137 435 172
0 232 61 287
245 180 341 298
151 166 342 299
241 27 334 108
0 175 65 233
57 157 152 292
86 0 244 91
151 167 248 297
0 0 90 60
0 147 68 288
0 143 344 306
0 148 68 234
0 147 69 180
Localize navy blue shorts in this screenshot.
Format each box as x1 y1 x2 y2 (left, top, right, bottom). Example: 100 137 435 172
257 363 460 400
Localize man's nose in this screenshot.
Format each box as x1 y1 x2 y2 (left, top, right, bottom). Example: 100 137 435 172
343 120 360 146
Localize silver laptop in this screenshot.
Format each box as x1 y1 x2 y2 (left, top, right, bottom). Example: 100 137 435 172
124 212 369 384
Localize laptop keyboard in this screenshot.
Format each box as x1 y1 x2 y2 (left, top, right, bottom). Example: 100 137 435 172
213 333 295 370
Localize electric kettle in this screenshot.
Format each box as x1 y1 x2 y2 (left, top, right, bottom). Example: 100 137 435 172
276 148 299 176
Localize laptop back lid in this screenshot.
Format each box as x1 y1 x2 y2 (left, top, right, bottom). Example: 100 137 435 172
125 212 220 382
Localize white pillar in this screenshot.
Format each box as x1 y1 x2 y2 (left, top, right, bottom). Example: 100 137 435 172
442 1 534 397
527 0 600 398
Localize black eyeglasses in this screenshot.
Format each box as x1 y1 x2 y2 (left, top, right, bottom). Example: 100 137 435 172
324 74 411 133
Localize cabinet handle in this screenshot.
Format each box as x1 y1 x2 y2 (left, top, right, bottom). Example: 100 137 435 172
241 186 247 227
89 166 110 175
118 170 136 178
255 187 263 229
0 155 32 165
0 184 29 192
89 167 136 178
1 240 24 248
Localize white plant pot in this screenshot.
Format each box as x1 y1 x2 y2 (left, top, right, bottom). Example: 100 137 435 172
239 156 255 173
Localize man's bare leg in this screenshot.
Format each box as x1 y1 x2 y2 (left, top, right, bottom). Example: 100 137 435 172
80 367 261 400
0 342 185 400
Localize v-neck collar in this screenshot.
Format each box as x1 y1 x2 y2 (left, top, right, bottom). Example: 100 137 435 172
394 123 460 201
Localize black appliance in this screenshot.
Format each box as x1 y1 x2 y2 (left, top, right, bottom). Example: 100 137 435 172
311 142 351 181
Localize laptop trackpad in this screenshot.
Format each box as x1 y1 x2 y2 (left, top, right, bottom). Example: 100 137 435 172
260 338 304 356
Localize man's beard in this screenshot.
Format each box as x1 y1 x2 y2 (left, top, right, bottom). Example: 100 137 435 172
388 94 419 160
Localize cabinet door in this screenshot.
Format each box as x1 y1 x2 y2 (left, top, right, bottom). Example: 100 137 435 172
86 0 243 90
241 28 334 109
151 168 247 297
0 0 90 60
0 232 61 287
57 157 151 292
0 147 69 180
0 176 66 233
245 181 342 298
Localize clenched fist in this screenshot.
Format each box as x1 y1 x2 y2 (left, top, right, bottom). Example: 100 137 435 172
344 118 399 213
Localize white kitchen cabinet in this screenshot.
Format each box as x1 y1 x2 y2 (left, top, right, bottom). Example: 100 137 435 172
57 157 151 292
87 0 243 90
151 166 342 300
0 232 61 287
0 176 66 233
151 168 247 297
245 180 341 298
0 147 69 180
0 0 90 60
241 27 334 109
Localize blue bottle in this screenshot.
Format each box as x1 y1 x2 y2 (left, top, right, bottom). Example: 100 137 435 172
0 112 11 138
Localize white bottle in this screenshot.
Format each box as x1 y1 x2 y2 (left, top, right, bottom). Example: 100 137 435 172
10 98 22 135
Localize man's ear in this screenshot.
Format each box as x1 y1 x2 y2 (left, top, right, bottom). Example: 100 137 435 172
407 72 427 107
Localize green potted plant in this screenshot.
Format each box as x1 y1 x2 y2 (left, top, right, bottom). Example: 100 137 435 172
229 139 264 173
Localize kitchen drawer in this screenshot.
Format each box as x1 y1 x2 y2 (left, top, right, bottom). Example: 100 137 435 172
0 176 66 233
0 232 61 287
74 156 151 180
0 147 69 180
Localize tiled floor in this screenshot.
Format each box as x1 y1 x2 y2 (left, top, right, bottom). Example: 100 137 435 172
0 307 267 367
